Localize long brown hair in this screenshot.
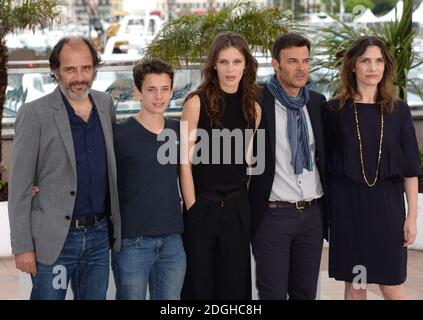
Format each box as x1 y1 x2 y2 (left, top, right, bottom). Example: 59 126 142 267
185 32 258 127
338 36 397 113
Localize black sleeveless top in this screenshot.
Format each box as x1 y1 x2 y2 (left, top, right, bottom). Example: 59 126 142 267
192 91 253 194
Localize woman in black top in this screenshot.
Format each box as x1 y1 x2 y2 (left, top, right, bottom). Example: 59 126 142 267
180 32 261 299
326 36 420 299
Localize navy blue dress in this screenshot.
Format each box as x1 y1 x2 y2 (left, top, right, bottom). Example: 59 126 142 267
325 99 421 285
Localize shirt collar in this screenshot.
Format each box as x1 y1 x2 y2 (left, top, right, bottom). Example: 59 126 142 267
60 89 97 115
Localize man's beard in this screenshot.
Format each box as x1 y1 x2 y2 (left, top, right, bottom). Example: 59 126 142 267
57 77 94 101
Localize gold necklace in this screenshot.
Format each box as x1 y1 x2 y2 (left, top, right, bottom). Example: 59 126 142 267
353 103 384 187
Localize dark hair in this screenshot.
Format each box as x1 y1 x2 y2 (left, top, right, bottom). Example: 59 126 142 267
49 36 102 74
272 33 311 61
185 32 258 127
338 36 397 113
133 58 174 91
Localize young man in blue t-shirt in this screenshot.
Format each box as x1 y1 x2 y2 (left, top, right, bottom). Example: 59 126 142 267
112 58 185 300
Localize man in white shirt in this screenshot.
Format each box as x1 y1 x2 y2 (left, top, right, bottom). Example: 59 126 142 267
249 33 329 300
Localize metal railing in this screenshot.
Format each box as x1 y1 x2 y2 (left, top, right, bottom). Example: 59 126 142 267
3 58 423 138
3 59 274 138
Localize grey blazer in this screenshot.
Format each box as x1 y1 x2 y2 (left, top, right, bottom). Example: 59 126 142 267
8 87 121 265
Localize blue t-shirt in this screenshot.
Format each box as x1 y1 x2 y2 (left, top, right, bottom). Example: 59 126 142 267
113 117 183 238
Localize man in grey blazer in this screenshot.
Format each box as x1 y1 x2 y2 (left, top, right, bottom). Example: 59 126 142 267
8 36 121 300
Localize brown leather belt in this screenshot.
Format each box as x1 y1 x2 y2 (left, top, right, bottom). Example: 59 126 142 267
268 199 318 209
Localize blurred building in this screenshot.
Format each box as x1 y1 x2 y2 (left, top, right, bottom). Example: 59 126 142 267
156 0 267 21
111 0 127 19
262 0 326 13
69 0 113 23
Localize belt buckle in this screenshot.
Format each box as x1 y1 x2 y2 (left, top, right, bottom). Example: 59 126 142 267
268 202 276 209
75 219 82 228
74 214 100 228
295 201 305 210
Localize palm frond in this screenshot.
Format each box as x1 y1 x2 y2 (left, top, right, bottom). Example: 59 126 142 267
145 0 292 65
306 0 420 103
0 0 61 170
12 0 62 31
1 0 61 35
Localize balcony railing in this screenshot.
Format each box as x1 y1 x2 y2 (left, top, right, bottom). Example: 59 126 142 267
3 58 423 138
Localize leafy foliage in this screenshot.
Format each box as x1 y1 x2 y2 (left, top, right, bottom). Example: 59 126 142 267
310 0 422 101
145 0 292 65
0 0 61 182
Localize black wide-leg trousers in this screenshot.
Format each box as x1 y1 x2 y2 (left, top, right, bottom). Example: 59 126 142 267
181 193 252 300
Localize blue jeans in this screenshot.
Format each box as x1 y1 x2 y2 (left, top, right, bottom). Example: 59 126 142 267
30 217 110 300
112 234 186 300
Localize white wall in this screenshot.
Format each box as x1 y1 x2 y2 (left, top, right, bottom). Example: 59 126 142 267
0 202 12 256
2 197 423 256
408 194 423 250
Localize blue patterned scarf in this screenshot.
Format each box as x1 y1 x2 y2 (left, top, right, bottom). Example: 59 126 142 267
266 75 313 174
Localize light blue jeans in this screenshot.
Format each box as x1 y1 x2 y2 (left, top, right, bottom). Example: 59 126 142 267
30 217 110 300
112 234 186 300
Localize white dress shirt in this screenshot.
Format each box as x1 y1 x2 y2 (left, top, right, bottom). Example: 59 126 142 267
269 99 324 202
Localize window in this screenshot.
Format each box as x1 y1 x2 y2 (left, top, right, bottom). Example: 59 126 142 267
147 19 156 35
127 19 145 34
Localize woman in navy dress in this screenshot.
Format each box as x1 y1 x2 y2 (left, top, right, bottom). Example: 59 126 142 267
326 36 420 299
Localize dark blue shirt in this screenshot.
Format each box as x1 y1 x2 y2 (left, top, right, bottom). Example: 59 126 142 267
114 117 183 238
61 92 108 219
